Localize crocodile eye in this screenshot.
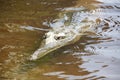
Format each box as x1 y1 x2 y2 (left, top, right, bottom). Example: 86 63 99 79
54 36 65 40
54 32 66 40
55 36 61 40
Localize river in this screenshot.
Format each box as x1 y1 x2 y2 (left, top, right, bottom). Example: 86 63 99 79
0 0 120 80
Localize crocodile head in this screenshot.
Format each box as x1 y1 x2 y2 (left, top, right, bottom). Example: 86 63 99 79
29 21 93 61
30 26 82 60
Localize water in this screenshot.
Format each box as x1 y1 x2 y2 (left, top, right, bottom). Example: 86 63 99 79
0 0 120 80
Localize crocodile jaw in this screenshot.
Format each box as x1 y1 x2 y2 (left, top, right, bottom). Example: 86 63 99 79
30 29 78 60
30 35 81 60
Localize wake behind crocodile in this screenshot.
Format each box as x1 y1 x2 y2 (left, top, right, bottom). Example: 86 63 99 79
30 7 98 60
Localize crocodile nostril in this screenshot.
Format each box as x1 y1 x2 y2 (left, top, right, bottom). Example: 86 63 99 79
43 35 47 39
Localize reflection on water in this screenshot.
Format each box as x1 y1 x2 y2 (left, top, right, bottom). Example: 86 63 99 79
0 0 120 80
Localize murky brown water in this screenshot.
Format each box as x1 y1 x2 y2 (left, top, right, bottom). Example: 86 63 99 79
0 0 120 80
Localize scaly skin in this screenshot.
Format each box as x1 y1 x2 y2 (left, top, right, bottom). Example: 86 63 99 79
30 21 93 60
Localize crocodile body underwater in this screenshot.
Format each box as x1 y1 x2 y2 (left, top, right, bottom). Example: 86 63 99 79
30 10 97 60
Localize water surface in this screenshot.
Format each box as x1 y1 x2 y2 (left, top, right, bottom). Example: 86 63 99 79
0 0 120 80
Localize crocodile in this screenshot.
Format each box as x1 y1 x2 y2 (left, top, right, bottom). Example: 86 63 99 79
30 10 96 60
